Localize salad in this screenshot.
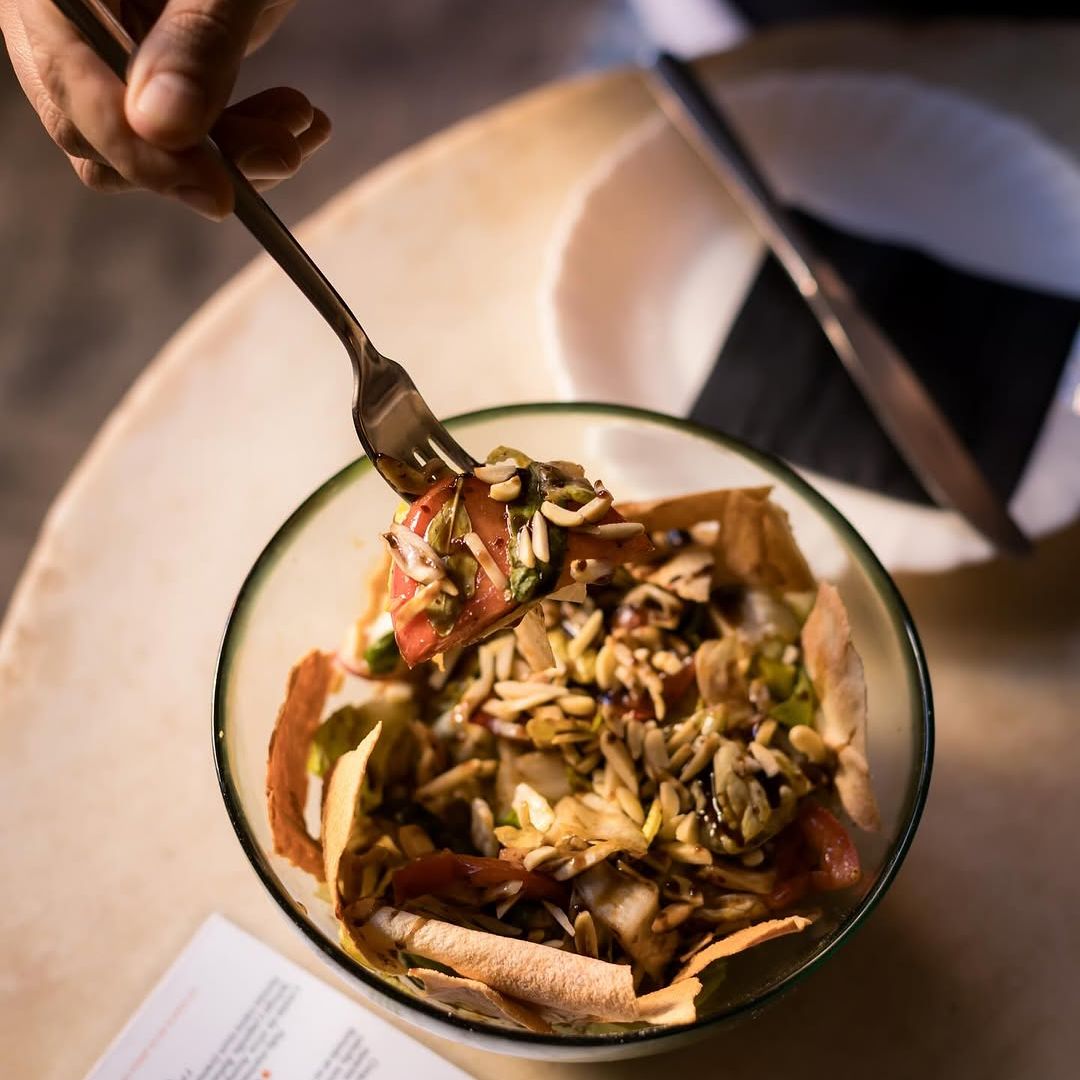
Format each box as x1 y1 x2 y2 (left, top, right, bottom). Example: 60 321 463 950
265 449 879 1033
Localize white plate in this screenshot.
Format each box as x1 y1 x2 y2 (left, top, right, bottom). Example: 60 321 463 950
542 72 1080 572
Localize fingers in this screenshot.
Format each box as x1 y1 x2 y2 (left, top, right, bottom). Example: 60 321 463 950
125 0 266 150
296 106 331 158
2 0 325 212
225 84 313 133
213 88 330 188
247 0 295 53
67 153 131 194
18 0 234 214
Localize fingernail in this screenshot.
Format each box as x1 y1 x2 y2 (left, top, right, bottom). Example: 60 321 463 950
174 185 224 220
239 149 294 180
134 72 205 137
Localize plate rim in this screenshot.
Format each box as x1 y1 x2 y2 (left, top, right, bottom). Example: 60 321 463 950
539 70 1080 572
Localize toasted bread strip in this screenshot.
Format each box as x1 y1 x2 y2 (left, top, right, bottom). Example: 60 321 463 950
409 969 552 1033
369 907 638 1021
618 487 814 591
266 650 336 878
802 583 881 831
676 916 812 982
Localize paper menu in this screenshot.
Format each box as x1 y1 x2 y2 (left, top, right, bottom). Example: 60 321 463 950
85 914 472 1080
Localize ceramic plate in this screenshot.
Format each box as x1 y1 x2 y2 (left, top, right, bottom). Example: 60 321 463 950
542 72 1080 572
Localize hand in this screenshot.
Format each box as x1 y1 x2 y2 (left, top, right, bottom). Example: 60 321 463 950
0 0 331 218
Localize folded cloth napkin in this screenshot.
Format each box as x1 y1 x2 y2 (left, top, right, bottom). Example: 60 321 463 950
690 209 1080 505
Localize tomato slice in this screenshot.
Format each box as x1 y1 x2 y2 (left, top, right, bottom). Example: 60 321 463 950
800 803 862 892
389 475 652 666
391 851 568 906
661 658 697 707
765 873 811 911
765 802 861 909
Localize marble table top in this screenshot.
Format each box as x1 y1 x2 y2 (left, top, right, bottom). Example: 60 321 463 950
2 20 1077 1080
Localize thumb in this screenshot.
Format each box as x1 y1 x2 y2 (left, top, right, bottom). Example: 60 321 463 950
126 0 265 150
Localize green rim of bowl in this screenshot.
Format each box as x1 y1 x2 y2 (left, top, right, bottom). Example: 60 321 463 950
213 402 934 1051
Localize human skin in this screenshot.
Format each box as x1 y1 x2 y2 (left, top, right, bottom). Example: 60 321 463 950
0 0 330 217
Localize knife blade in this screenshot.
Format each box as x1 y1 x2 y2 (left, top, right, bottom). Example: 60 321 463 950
647 51 1031 556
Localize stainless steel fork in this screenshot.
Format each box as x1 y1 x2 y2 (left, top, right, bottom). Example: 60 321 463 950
51 0 478 498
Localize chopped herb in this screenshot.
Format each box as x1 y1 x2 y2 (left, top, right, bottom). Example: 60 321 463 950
757 656 796 701
307 704 373 778
496 808 521 828
769 666 815 727
505 463 570 603
545 478 596 507
363 630 400 675
307 697 413 811
486 445 532 467
424 491 478 635
425 488 470 555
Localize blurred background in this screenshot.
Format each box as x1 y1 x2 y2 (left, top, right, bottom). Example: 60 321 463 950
1 0 1076 611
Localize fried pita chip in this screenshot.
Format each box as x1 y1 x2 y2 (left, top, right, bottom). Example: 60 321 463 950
801 583 881 831
577 863 675 980
635 978 702 1026
695 637 743 709
339 907 406 975
676 915 813 982
618 487 814 592
549 581 588 604
369 907 638 1021
341 548 394 672
409 969 553 1033
321 722 383 910
514 606 555 672
646 546 714 603
835 745 879 834
358 547 392 637
266 650 336 878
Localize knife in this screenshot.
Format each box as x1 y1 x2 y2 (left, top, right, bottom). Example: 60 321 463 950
647 51 1031 556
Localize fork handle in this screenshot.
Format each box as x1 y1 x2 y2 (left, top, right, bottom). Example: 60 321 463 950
50 0 374 358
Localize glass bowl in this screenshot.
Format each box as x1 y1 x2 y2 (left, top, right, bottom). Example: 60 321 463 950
213 403 933 1062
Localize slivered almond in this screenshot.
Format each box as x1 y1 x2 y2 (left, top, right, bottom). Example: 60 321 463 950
540 501 586 527
530 511 550 562
489 474 522 501
577 494 613 523
567 609 604 661
494 681 564 701
495 688 570 714
523 845 559 871
473 462 518 484
517 525 536 568
463 531 509 593
393 579 444 624
577 522 646 540
570 558 614 585
543 901 577 938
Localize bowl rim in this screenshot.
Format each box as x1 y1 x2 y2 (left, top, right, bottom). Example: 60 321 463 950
213 401 934 1051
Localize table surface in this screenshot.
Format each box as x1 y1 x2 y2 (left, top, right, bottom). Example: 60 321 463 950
2 20 1078 1080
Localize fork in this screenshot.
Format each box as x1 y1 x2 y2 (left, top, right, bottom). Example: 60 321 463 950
50 0 478 498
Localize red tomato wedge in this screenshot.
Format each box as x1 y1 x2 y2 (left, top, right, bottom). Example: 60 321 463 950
388 475 652 666
391 851 569 906
765 802 861 909
800 802 862 892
